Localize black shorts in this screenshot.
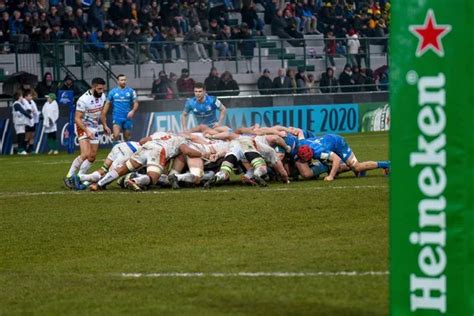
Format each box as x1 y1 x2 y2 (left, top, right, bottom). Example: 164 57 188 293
25 125 36 132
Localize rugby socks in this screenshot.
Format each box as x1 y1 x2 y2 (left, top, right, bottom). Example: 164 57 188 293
80 171 102 182
254 166 266 177
78 160 93 176
244 169 254 179
377 161 390 169
176 172 197 183
158 174 169 185
133 175 151 186
201 171 215 181
215 171 227 182
97 169 119 187
67 156 84 177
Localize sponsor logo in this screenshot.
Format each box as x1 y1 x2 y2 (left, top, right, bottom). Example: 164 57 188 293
407 10 451 312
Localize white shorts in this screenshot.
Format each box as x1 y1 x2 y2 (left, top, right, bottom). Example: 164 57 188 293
14 124 25 134
76 125 99 144
131 143 167 170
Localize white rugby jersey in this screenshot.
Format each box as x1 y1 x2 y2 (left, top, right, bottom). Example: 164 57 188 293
76 90 106 129
150 132 187 159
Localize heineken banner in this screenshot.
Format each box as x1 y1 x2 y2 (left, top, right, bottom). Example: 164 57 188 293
359 103 390 132
390 1 473 316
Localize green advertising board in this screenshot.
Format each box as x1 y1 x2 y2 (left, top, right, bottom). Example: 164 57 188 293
390 1 473 315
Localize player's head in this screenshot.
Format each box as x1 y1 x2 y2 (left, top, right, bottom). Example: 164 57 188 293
194 82 206 101
297 145 313 162
91 77 106 98
117 74 126 88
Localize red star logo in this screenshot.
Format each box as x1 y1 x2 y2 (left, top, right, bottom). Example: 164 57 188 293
409 9 452 57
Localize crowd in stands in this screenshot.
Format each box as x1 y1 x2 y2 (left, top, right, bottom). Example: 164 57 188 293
0 0 390 58
2 0 390 97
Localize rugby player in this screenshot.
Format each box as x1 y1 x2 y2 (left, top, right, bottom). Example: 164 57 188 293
296 134 390 181
64 77 109 189
101 74 139 141
180 83 226 131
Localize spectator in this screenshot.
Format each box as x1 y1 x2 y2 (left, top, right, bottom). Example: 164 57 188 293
58 75 81 98
287 68 297 94
347 29 360 67
177 68 195 98
196 1 209 32
88 0 105 31
363 68 376 91
339 64 355 92
295 67 308 93
324 30 337 67
89 29 106 59
257 68 273 95
11 89 31 155
184 24 211 62
272 68 292 94
164 26 184 63
319 67 338 93
0 12 11 53
283 9 304 46
208 18 220 55
128 26 154 64
75 8 89 37
271 10 292 43
152 70 174 100
241 1 263 35
351 65 364 92
22 89 39 153
204 67 220 95
149 29 164 62
35 72 57 105
42 93 59 154
217 71 240 96
62 6 76 30
215 24 233 60
47 6 61 29
112 27 132 64
239 23 256 73
306 73 317 93
169 72 179 99
378 68 389 91
108 0 130 29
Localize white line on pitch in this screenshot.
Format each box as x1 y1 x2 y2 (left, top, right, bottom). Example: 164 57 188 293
120 271 389 278
0 185 388 198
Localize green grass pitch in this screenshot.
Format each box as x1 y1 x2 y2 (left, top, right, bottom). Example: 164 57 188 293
0 132 389 315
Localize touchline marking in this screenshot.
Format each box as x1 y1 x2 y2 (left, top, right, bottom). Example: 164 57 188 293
120 271 389 278
0 185 388 198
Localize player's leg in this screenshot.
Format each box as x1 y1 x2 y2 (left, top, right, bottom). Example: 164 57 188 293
345 153 390 174
112 124 122 142
127 163 163 191
170 157 204 189
64 137 90 188
244 151 268 187
78 142 99 176
203 154 238 188
122 119 133 141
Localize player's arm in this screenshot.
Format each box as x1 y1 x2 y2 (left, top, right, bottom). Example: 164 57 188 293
181 111 189 132
325 152 341 181
273 159 289 184
127 99 139 119
179 144 209 159
217 104 226 127
75 110 94 139
101 100 112 134
267 135 292 153
139 136 152 145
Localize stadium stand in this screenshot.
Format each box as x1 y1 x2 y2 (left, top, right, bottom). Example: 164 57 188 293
0 0 390 97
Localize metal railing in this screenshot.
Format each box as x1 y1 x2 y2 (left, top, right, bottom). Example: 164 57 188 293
3 36 388 81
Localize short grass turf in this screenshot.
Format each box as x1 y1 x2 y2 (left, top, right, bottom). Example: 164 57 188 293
0 132 389 315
